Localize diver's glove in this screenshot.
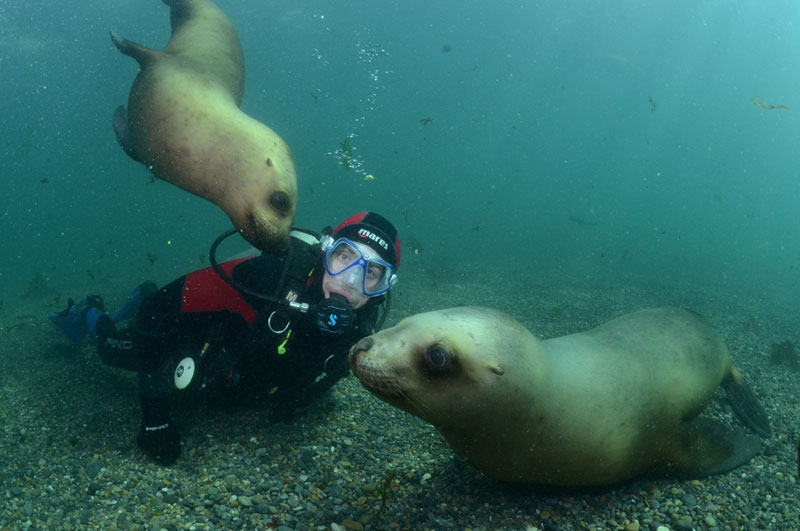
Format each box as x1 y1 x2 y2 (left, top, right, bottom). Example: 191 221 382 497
138 421 181 465
315 294 354 335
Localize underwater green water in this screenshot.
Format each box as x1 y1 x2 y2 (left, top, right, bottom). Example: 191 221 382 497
1 0 797 314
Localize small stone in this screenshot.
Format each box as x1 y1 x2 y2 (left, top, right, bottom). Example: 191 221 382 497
673 515 693 529
341 519 363 530
116 513 130 529
624 522 639 531
238 495 252 507
21 502 34 516
86 461 102 479
704 516 716 527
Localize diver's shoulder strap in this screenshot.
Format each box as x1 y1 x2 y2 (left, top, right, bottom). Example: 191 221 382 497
275 228 321 301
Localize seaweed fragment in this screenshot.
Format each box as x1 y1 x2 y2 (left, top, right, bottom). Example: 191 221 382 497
375 469 397 518
752 96 789 110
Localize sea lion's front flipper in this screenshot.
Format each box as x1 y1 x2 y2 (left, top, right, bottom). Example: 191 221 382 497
112 106 139 162
670 418 762 477
109 28 160 67
722 367 771 437
109 27 162 163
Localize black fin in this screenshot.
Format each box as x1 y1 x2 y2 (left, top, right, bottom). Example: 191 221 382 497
670 417 762 477
56 298 76 318
112 105 139 162
722 369 771 437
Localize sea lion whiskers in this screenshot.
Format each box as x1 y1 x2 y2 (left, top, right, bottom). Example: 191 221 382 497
398 386 437 421
349 340 437 420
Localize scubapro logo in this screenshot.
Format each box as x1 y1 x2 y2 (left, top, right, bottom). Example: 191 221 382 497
328 314 338 327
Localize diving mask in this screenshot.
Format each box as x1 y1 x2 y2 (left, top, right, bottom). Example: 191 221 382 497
323 238 396 297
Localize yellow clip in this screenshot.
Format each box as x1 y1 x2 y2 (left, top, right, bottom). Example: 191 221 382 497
277 329 292 355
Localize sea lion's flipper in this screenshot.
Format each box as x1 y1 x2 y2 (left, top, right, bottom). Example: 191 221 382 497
109 28 160 68
722 367 771 437
112 105 139 162
671 418 762 478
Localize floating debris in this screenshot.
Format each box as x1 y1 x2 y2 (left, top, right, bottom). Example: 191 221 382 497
568 215 597 227
751 96 788 110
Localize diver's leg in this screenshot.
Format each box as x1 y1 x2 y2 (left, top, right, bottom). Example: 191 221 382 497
137 364 181 465
48 296 104 344
93 315 139 371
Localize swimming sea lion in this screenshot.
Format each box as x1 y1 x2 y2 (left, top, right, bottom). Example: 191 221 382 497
349 306 771 486
110 0 296 253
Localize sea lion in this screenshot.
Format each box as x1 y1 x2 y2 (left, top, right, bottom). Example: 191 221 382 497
110 0 296 253
349 306 771 486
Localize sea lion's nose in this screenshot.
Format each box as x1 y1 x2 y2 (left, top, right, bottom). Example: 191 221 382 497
352 336 373 354
348 336 374 367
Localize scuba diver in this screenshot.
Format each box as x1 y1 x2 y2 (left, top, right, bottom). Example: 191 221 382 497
49 212 401 465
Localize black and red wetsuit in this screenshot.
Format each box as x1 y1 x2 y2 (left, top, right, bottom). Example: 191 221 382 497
94 236 378 461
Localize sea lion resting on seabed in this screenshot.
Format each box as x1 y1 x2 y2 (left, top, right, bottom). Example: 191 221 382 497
349 306 771 486
110 0 296 253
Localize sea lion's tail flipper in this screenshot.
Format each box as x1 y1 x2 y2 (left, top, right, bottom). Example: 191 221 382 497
112 105 139 162
722 366 771 437
670 418 762 478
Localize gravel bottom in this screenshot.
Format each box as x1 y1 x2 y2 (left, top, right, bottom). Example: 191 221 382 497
0 267 797 530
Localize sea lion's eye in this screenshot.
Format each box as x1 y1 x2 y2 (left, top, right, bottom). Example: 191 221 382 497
425 346 449 370
269 191 290 213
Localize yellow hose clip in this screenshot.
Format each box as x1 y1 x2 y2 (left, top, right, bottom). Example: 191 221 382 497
277 329 292 355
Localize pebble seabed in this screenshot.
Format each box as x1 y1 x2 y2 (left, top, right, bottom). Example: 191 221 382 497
1 267 797 530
